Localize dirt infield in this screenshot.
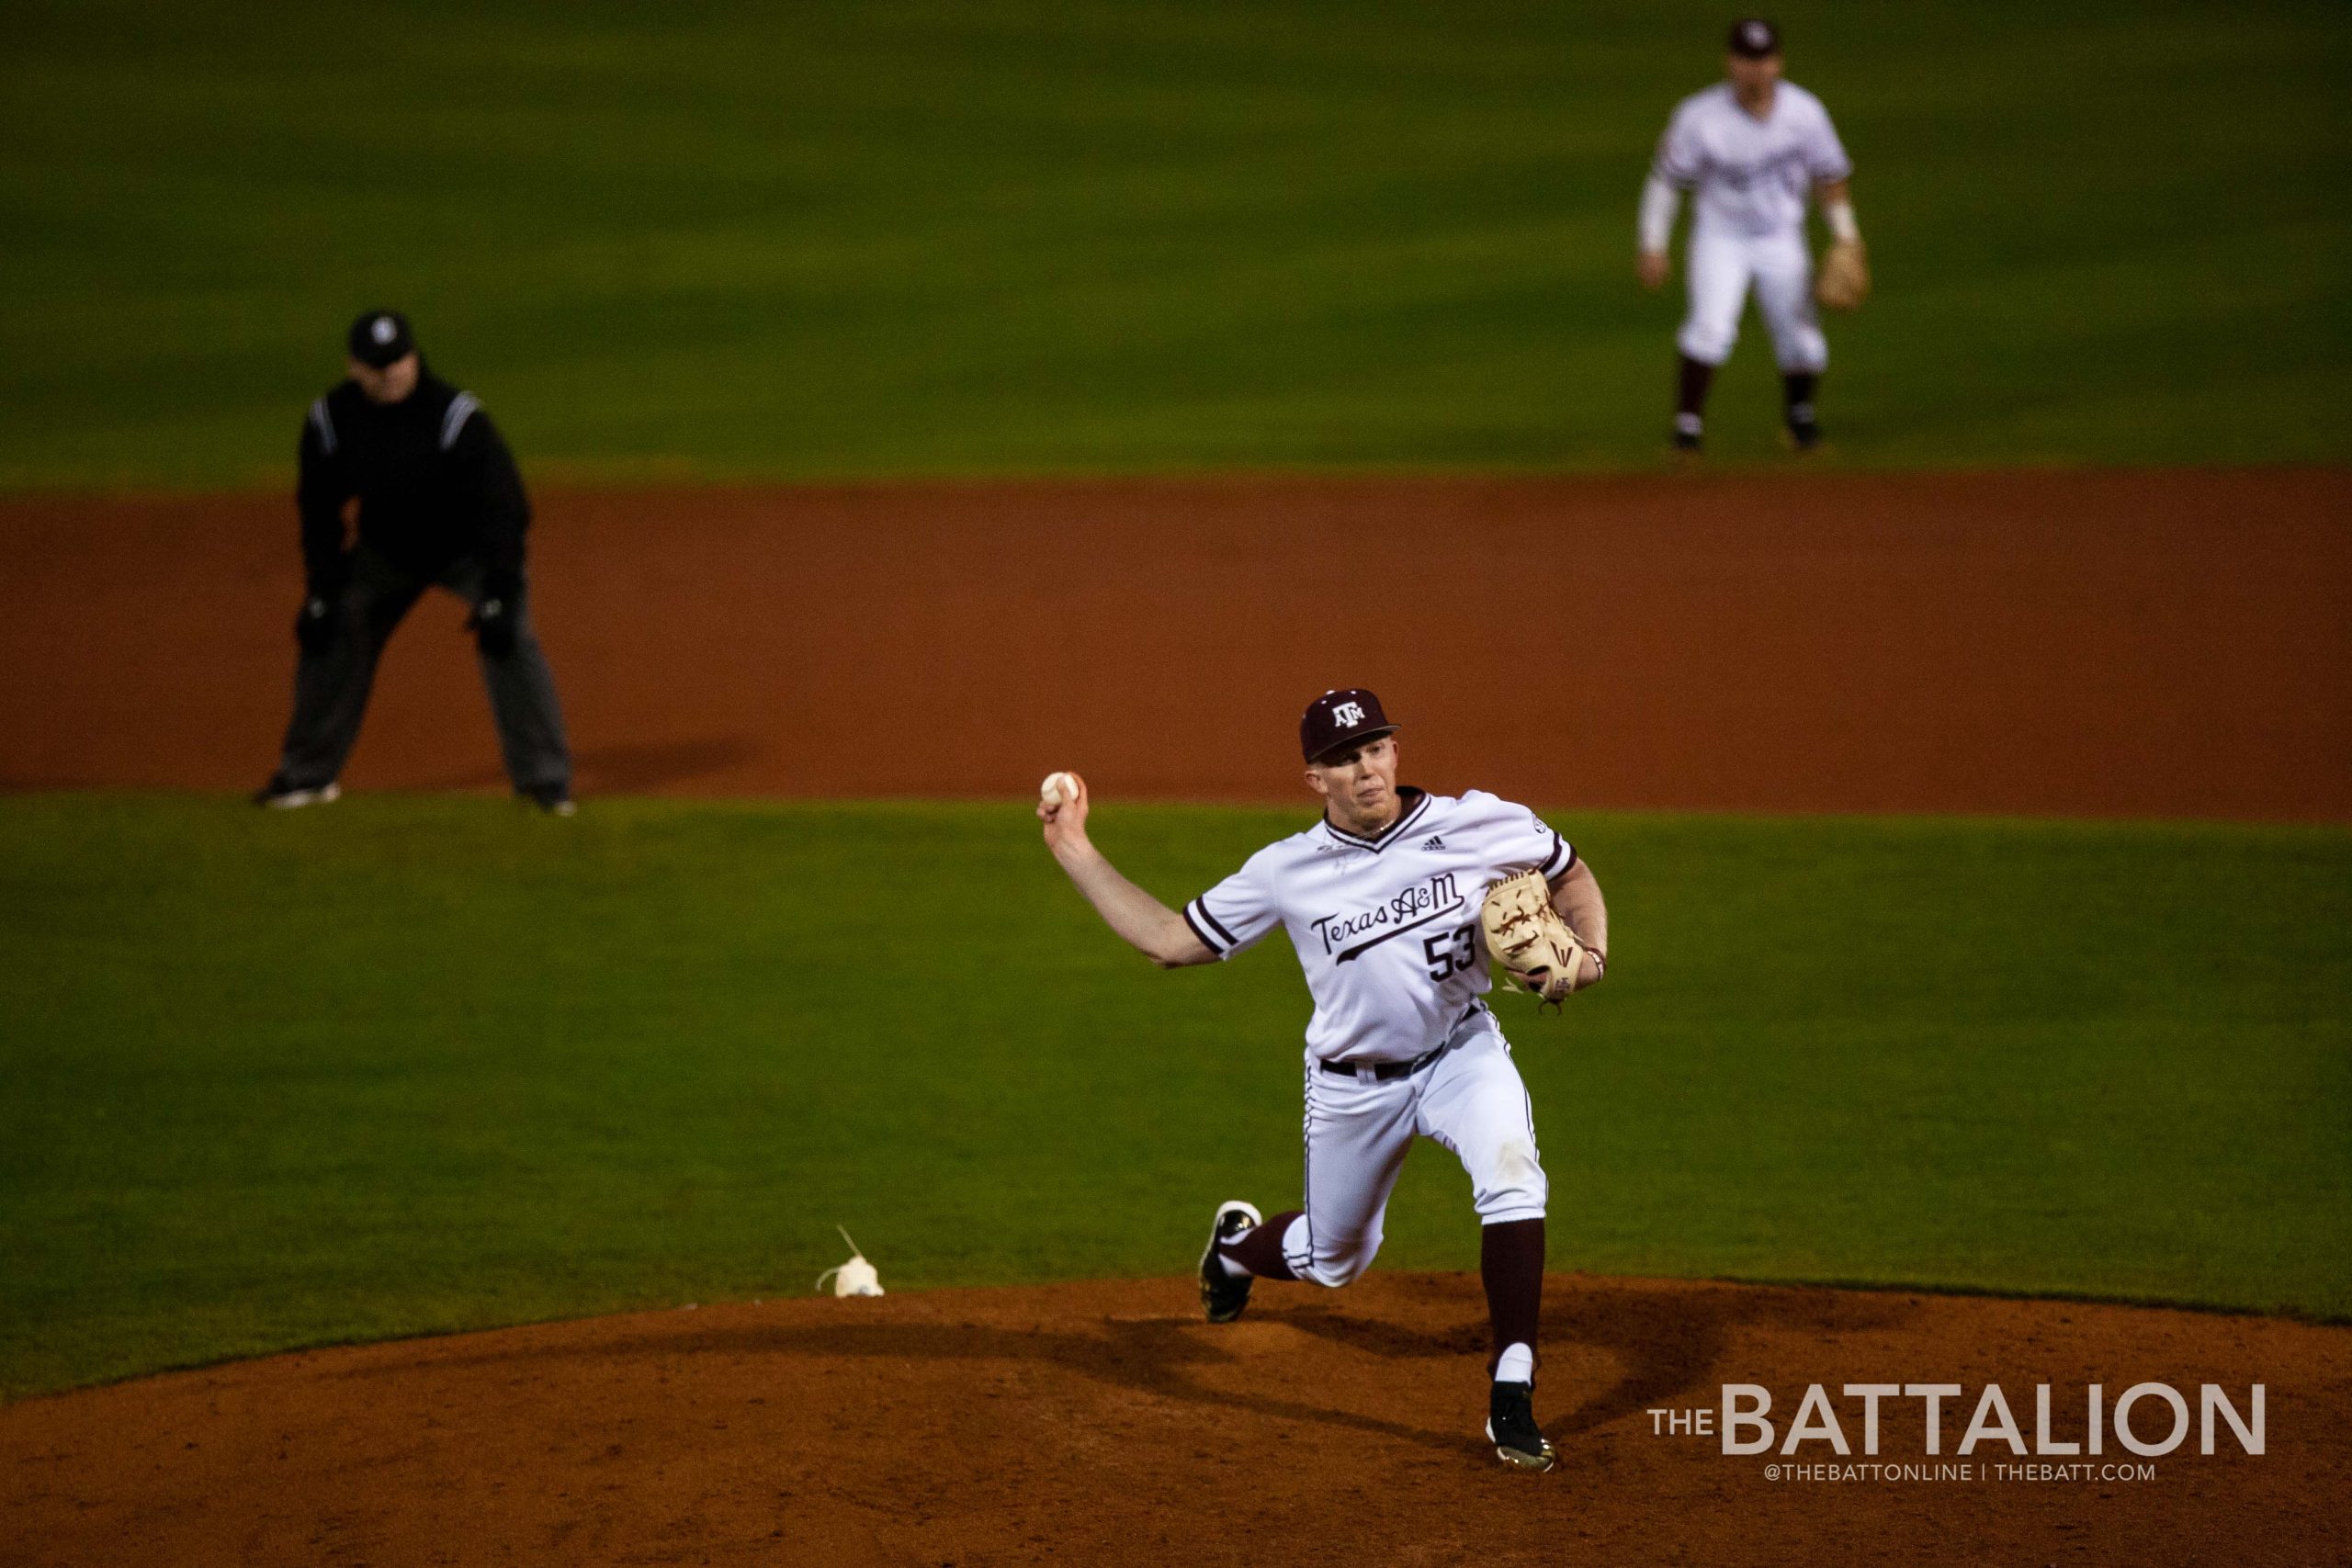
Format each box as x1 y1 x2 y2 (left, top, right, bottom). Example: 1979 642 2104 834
4 1272 2342 1566
3 468 2346 817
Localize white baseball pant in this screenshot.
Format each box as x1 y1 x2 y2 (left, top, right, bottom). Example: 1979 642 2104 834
1274 1011 1547 1288
1678 225 1828 373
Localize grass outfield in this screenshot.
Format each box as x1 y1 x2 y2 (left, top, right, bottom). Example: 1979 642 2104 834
4 0 2346 486
1 795 2345 1399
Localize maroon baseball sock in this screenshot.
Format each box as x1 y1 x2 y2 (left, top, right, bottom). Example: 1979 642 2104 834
1676 354 1715 420
1220 1210 1302 1280
1481 1217 1545 1376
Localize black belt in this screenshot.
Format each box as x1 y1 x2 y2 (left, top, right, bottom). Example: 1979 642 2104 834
1321 1040 1450 1082
1319 1002 1482 1083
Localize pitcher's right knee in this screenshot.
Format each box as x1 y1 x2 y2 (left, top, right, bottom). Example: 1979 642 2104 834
1472 1135 1548 1226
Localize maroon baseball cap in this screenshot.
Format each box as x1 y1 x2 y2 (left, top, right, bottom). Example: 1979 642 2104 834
1728 17 1781 58
1300 688 1398 762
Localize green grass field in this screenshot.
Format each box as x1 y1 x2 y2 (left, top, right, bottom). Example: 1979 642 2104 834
3 794 2345 1400
5 0 2347 486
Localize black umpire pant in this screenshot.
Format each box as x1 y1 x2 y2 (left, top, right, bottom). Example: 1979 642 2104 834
273 545 571 795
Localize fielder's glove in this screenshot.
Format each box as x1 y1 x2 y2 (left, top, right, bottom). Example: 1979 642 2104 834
294 593 338 656
1815 240 1870 312
468 571 522 659
1480 869 1600 1010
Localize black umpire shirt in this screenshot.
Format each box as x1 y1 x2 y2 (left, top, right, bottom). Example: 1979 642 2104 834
297 365 530 592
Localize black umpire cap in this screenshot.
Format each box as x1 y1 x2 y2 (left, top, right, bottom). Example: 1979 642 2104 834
1300 688 1399 762
1728 17 1781 58
346 309 416 367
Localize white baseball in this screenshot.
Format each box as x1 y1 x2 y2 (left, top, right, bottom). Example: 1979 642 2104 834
1041 771 1078 808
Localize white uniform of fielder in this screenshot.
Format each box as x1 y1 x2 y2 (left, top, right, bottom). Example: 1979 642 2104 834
1655 79 1851 377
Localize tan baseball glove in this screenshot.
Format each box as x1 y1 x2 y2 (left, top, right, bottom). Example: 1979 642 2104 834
1815 240 1870 311
1480 869 1594 1009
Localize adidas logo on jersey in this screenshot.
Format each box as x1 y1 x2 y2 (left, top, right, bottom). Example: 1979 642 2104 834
1421 835 1445 850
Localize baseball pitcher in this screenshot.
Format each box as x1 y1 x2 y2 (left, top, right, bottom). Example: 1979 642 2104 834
1037 689 1610 1472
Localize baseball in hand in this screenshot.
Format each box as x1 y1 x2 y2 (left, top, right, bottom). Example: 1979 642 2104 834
1041 771 1079 809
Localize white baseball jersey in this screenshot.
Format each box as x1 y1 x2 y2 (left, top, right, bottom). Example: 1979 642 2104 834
1182 788 1573 1064
1653 81 1851 239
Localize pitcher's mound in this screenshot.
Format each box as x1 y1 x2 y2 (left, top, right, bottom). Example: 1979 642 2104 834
4 1273 2343 1565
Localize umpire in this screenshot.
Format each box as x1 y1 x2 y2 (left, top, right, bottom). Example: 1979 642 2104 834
256 310 574 813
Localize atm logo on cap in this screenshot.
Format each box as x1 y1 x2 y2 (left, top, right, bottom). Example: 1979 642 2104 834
1332 701 1365 728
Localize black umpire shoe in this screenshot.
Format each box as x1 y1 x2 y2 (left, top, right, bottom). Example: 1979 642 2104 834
1487 1381 1558 1472
1785 408 1824 451
521 784 577 817
254 776 340 809
1198 1200 1263 1324
1670 427 1702 456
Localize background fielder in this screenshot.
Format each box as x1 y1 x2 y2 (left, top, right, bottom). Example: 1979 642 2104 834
1038 689 1610 1471
1638 17 1863 453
